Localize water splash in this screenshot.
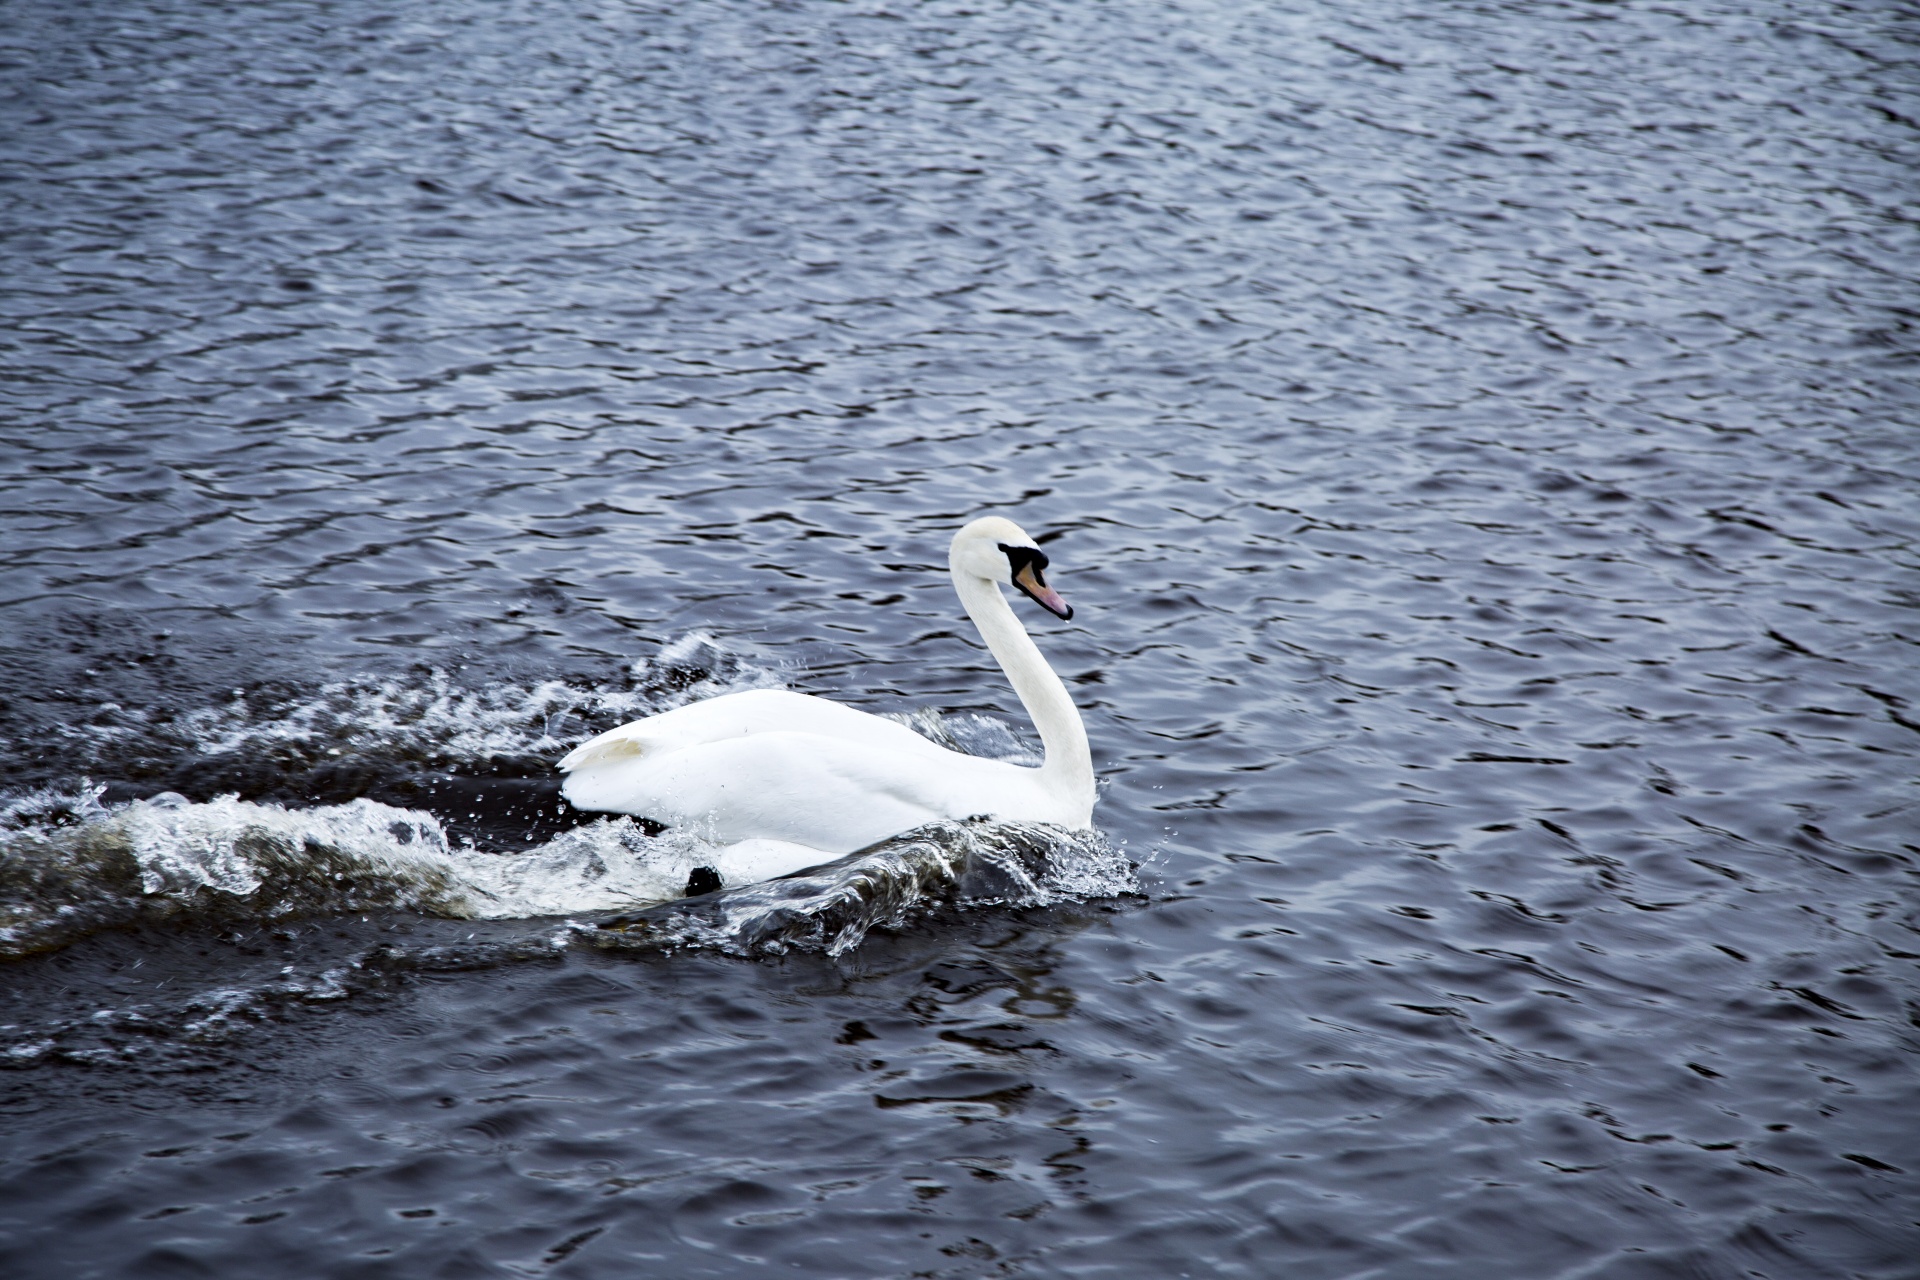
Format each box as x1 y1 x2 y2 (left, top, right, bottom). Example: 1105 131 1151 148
135 632 775 769
0 792 1132 963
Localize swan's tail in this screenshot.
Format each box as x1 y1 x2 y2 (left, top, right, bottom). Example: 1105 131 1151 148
556 726 648 773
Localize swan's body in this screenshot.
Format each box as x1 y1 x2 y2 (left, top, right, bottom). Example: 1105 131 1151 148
558 517 1094 888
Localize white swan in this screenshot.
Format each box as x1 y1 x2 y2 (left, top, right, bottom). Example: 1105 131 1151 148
557 517 1095 889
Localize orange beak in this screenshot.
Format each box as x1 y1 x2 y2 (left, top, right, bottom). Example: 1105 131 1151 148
1012 561 1072 620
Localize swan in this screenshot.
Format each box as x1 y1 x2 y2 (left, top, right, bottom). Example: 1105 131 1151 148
556 516 1095 889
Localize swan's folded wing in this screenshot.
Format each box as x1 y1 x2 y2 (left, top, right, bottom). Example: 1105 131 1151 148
559 689 816 773
558 688 944 774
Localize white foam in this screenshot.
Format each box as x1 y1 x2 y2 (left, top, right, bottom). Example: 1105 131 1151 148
125 792 453 902
115 792 714 919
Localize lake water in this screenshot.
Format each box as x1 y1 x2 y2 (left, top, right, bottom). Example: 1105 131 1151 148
2 0 1916 1275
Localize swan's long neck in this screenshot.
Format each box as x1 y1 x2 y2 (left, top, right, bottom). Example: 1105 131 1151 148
950 564 1094 820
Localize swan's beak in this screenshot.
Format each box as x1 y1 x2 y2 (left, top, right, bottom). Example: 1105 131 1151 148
1013 562 1073 620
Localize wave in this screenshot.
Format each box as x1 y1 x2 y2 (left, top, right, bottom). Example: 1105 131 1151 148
1 791 1131 964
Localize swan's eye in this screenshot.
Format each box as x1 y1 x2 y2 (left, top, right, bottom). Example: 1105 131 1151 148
998 543 1050 579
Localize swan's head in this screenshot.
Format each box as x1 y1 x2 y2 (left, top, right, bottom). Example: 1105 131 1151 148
949 517 1073 620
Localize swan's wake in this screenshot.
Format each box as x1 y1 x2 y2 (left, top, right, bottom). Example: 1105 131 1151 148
0 787 1133 962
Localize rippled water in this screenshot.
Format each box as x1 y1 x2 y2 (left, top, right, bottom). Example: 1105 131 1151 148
3 0 1917 1275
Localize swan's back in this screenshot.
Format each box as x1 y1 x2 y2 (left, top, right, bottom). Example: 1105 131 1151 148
558 688 943 774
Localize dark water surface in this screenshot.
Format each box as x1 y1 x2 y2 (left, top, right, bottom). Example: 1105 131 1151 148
3 0 1918 1275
